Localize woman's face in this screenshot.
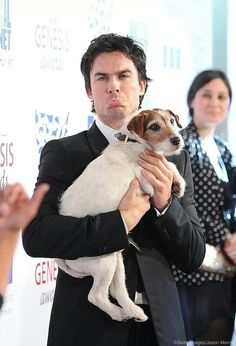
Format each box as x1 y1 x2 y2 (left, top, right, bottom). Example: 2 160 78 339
190 78 230 129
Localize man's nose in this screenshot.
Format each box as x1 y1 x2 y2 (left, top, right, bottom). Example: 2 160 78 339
107 78 120 93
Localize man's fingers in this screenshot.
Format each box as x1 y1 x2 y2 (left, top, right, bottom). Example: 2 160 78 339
129 179 140 191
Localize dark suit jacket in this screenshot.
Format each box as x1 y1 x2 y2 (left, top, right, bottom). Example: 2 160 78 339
23 122 205 346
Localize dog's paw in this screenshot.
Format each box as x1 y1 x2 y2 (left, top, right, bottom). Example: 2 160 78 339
133 313 148 322
172 178 186 198
122 305 148 322
109 309 131 322
171 181 181 196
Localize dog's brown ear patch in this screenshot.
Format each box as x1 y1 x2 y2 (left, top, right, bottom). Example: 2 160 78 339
167 109 182 129
153 108 182 129
127 111 150 137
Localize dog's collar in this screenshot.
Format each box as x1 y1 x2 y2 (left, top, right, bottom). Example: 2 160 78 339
115 133 138 143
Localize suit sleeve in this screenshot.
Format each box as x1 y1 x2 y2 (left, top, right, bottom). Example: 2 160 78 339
22 140 129 259
134 149 205 274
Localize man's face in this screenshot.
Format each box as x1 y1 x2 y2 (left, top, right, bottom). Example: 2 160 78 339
87 51 146 129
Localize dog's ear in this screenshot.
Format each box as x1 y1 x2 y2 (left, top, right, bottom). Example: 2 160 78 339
127 111 151 137
167 109 182 129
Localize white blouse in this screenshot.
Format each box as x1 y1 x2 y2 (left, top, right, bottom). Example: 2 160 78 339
200 136 228 183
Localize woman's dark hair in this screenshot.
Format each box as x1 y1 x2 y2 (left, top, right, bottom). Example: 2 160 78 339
80 33 152 112
187 69 232 117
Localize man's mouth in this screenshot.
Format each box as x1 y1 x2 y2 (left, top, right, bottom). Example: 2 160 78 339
109 100 123 108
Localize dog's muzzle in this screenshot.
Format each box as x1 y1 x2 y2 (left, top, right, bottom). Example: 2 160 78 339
170 136 181 146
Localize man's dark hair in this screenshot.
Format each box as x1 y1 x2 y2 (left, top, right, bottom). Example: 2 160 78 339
80 33 152 112
187 69 232 117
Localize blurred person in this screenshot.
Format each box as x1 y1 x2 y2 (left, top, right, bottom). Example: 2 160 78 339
173 69 236 344
0 183 49 310
22 33 205 346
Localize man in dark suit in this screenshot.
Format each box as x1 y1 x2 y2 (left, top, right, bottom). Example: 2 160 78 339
22 33 205 346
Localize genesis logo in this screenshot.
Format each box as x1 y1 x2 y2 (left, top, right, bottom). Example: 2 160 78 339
35 15 69 70
0 133 14 189
35 110 69 153
0 0 11 50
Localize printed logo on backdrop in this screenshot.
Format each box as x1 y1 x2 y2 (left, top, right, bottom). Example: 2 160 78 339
35 259 58 306
0 133 14 189
129 22 148 51
88 0 114 37
35 110 69 154
35 14 69 70
163 46 181 69
87 115 94 129
0 0 13 68
0 132 14 315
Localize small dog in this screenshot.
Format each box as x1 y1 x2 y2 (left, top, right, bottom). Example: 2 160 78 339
56 108 186 322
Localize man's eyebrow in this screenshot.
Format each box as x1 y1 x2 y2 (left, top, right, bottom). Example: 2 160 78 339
94 72 107 77
94 69 133 77
118 69 132 75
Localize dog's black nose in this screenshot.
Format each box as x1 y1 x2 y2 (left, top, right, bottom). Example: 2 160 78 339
170 136 180 146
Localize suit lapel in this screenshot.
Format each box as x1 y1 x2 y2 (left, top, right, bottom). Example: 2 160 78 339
86 122 109 158
136 250 186 345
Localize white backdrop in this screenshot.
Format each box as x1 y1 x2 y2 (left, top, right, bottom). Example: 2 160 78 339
0 1 234 345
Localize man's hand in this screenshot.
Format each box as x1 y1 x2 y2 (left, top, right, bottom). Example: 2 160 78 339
137 150 173 212
119 179 150 232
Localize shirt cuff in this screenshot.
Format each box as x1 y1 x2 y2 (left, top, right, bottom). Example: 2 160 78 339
154 196 173 217
121 215 129 233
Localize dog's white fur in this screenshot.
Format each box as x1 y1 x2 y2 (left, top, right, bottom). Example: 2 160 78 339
56 108 186 322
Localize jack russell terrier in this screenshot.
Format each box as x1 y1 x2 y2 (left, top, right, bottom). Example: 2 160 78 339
56 108 186 322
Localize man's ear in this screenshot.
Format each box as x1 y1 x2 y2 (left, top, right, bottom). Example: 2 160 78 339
86 88 93 99
139 80 147 96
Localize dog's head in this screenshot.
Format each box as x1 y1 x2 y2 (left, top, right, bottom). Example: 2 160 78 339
126 108 184 155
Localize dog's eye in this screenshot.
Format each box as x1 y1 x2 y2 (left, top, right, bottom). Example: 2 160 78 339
170 118 175 125
149 123 161 131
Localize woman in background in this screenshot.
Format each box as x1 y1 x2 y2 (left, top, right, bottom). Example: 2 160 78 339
0 183 48 310
173 69 236 343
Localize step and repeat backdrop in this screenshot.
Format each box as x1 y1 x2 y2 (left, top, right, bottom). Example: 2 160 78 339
0 0 234 345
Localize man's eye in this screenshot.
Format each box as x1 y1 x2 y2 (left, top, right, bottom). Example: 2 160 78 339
149 123 161 131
